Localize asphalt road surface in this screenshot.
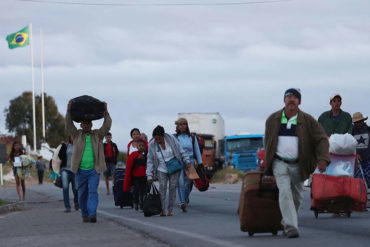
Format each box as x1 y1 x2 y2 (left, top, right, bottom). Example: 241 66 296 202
28 182 370 247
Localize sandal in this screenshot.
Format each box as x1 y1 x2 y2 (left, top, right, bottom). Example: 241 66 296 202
160 210 166 217
167 210 173 216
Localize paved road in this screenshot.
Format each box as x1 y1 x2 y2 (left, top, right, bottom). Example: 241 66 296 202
22 181 370 247
0 188 169 247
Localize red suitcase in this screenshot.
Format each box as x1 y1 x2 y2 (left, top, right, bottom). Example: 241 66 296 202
348 177 367 204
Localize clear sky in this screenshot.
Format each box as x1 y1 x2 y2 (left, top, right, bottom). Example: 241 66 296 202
1 0 369 150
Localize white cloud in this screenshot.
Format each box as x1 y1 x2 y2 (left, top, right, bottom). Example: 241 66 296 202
1 0 370 148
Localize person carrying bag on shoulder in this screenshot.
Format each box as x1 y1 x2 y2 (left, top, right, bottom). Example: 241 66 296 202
146 125 193 216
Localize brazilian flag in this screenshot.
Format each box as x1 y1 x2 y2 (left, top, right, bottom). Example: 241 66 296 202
6 26 30 49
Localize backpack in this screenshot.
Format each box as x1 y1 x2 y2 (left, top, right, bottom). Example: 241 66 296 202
194 164 209 192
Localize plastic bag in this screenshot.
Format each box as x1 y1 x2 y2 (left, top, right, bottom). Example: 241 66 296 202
314 154 356 177
329 134 357 155
51 144 62 176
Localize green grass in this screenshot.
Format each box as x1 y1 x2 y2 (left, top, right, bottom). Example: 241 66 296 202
211 166 245 183
0 199 8 206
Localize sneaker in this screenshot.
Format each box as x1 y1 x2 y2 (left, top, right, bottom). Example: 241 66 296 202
180 203 187 213
89 216 97 223
285 229 299 238
82 216 89 223
64 208 71 213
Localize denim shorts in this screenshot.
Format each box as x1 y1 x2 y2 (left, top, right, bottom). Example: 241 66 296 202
104 163 116 178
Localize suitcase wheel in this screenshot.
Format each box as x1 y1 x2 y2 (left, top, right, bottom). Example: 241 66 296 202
248 232 254 236
314 211 318 218
272 231 278 236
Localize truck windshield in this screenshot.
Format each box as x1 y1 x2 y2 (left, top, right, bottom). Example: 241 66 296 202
226 138 263 153
204 139 213 149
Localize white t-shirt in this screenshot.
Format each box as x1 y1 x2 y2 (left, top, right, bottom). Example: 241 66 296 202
128 143 138 155
14 156 22 167
156 140 175 173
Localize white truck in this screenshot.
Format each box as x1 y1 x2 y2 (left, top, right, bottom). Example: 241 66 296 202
178 112 225 175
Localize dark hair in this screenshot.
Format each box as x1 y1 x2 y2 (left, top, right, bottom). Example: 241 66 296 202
130 128 140 137
152 125 165 137
10 141 22 161
106 132 112 137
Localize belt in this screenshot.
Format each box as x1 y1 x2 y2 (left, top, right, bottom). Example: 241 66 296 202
274 154 299 164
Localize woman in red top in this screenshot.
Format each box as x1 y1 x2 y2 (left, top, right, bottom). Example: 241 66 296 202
123 139 148 210
127 128 148 155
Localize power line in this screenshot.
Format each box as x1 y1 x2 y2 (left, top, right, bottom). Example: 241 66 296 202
20 0 292 7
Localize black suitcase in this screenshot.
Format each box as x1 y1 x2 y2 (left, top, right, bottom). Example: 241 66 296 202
113 168 133 208
70 95 105 122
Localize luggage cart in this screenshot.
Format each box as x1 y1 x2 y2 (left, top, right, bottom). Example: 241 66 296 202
311 153 357 218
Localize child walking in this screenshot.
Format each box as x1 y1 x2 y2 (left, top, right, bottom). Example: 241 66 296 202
123 139 148 210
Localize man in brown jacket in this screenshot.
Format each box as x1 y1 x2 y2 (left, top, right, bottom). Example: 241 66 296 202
264 88 330 238
66 101 112 223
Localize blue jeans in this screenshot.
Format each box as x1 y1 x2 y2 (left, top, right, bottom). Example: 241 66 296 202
37 170 44 184
76 169 100 217
61 169 78 209
177 169 193 204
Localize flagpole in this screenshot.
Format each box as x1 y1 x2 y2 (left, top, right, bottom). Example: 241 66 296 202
30 23 37 152
40 28 45 139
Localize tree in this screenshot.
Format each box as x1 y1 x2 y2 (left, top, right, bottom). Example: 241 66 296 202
4 91 67 148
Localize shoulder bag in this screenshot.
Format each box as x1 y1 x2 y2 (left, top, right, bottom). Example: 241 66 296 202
157 144 182 174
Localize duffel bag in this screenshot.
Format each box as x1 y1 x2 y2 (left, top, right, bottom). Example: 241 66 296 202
142 184 162 217
194 164 209 192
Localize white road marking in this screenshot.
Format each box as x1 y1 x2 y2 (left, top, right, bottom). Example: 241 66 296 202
98 210 245 247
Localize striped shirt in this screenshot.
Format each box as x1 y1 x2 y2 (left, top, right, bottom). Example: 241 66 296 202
276 111 299 160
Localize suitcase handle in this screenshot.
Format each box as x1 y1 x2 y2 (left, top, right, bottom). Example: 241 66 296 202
258 174 279 198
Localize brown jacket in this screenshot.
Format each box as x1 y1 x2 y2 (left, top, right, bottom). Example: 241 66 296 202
264 108 330 180
65 112 112 174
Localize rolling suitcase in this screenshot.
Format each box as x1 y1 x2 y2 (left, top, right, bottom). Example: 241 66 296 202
238 172 283 236
113 167 133 208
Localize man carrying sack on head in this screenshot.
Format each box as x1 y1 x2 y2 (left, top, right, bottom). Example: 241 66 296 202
66 100 111 223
